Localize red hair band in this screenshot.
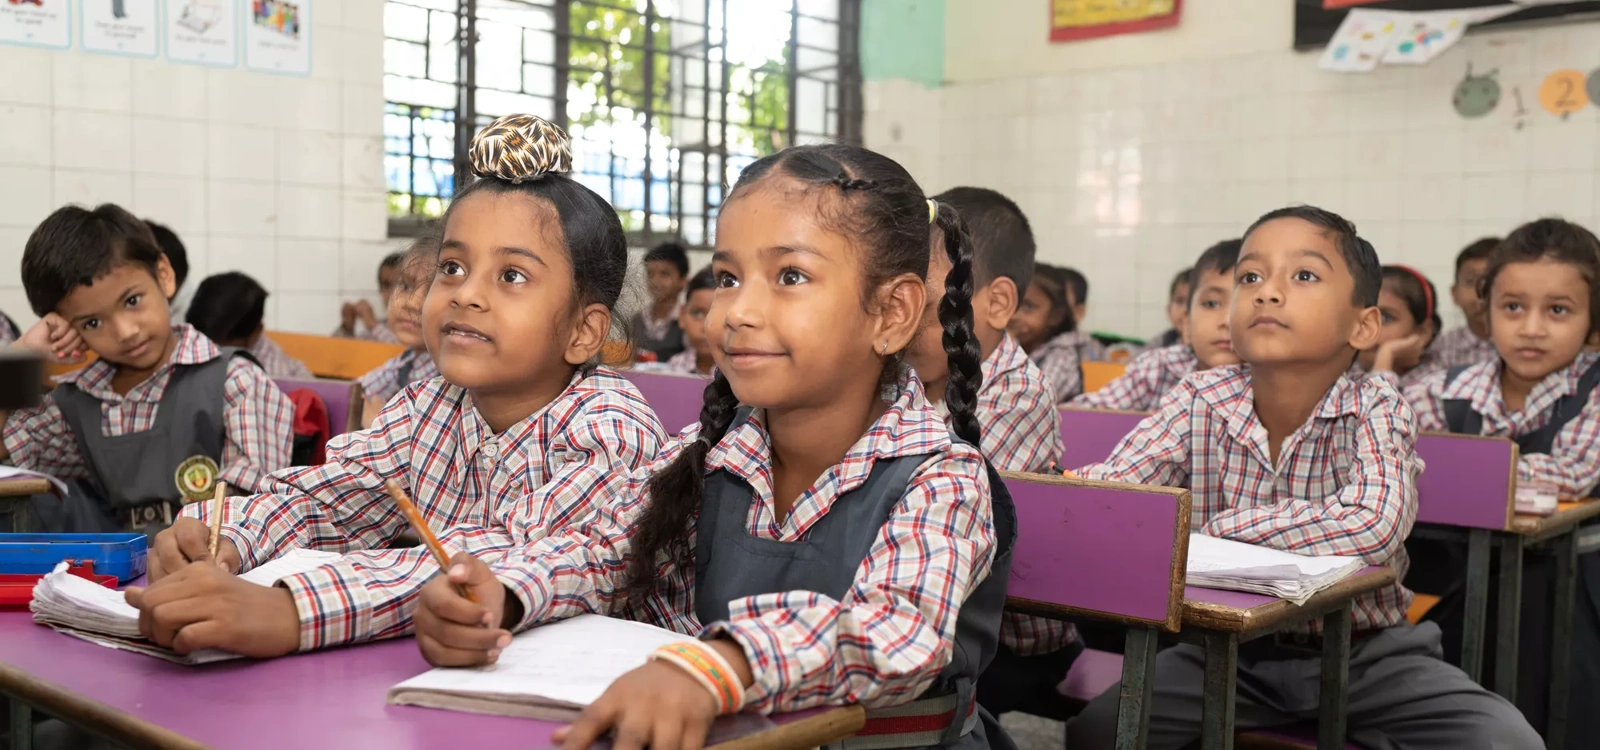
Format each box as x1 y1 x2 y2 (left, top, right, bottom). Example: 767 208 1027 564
1391 264 1434 321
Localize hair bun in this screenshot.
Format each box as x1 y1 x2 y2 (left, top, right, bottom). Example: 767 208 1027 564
469 114 573 183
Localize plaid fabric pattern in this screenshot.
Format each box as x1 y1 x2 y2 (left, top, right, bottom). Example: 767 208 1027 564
182 367 666 651
1427 326 1497 370
247 335 314 380
978 334 1062 474
492 374 996 713
1071 344 1197 412
666 349 705 376
2 325 294 493
1031 331 1095 404
1405 352 1600 496
1076 366 1422 632
357 349 440 404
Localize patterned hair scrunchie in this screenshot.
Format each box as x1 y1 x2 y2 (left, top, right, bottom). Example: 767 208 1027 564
469 114 573 183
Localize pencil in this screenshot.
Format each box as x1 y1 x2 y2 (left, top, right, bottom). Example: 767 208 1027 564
207 481 225 560
383 480 479 603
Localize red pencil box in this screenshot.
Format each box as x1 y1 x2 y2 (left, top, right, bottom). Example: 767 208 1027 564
0 561 117 609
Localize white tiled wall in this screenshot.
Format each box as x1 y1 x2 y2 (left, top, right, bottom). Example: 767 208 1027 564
866 8 1600 340
0 0 396 334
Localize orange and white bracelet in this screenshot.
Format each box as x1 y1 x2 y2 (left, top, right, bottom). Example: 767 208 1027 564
650 641 745 714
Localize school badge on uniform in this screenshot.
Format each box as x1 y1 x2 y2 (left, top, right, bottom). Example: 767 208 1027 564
174 455 220 503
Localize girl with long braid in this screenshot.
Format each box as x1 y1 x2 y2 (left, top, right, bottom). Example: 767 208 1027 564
411 144 1017 750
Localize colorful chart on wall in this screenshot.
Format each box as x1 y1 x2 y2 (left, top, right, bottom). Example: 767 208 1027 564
1049 0 1180 43
81 0 159 57
164 0 236 66
0 0 71 49
1539 69 1589 119
243 0 310 75
1317 8 1401 72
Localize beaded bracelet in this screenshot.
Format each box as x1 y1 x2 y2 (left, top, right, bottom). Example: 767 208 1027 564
650 641 744 714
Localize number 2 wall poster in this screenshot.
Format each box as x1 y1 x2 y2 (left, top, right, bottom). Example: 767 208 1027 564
0 0 71 49
244 0 310 75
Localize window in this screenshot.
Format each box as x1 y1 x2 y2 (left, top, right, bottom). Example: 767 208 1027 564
382 0 863 246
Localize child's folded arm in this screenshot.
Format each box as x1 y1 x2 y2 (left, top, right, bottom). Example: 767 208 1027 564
0 395 90 480
1074 381 1194 485
1400 368 1450 431
275 548 465 651
216 357 296 494
703 449 995 714
1205 392 1420 563
180 393 420 570
1519 386 1600 497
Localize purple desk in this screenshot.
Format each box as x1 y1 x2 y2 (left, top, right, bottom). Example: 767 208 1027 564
0 614 863 750
274 377 364 437
1057 408 1148 473
620 370 708 436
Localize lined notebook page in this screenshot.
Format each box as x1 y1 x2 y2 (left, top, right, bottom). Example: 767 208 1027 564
389 614 687 714
1186 534 1365 604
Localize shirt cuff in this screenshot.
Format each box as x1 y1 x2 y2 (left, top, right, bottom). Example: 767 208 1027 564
490 562 550 632
699 619 783 712
278 562 376 652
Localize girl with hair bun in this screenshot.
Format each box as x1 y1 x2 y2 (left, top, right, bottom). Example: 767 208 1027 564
415 143 1017 750
126 114 667 660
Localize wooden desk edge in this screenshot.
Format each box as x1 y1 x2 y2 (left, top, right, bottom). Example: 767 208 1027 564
1182 567 1398 633
714 705 866 750
0 661 211 750
1510 499 1600 536
0 479 52 497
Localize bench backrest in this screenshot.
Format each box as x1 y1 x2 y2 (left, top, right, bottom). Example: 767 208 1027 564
1058 407 1149 472
266 331 405 381
1081 361 1127 394
274 377 364 436
1414 432 1517 531
1001 471 1190 632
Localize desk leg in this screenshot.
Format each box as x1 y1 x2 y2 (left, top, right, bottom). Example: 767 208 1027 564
1547 528 1578 750
1115 628 1158 750
1318 604 1351 750
8 696 32 750
1201 632 1236 750
1494 534 1523 703
1462 528 1492 683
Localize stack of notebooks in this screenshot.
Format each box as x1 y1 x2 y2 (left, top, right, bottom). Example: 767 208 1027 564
29 548 342 664
1185 533 1366 605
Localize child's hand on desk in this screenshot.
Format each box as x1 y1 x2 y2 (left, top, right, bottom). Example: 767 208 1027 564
123 564 300 658
147 518 242 583
553 656 725 750
414 552 515 667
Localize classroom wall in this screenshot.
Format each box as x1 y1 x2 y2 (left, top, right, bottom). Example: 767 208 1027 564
863 0 1600 338
0 2 394 334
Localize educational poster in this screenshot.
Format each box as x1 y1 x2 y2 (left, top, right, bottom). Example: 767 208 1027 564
1381 6 1518 66
1539 69 1588 119
1049 0 1180 44
164 0 236 66
243 0 310 75
1317 9 1400 73
0 0 71 49
81 0 159 58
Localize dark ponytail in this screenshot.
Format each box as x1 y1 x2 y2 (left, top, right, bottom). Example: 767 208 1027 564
621 143 978 600
932 202 983 447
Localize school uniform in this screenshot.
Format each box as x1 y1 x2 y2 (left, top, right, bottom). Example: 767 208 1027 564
247 335 314 380
1070 343 1196 412
494 373 1017 749
184 367 666 650
1030 330 1101 404
631 308 685 362
1404 352 1600 746
357 348 439 405
3 325 293 532
1065 365 1540 750
974 334 1062 474
1427 326 1497 369
665 348 708 377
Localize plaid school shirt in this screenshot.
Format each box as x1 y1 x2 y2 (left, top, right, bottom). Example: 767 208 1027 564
184 367 667 651
247 335 314 380
978 334 1062 474
490 373 997 713
1427 326 1497 370
357 348 440 405
665 349 707 377
3 325 294 493
1076 366 1423 632
1031 331 1095 404
1071 344 1197 412
1405 352 1600 496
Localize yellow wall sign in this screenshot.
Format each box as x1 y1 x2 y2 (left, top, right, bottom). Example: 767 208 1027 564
1051 0 1181 42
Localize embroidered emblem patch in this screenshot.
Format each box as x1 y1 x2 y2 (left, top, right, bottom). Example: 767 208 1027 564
174 455 220 503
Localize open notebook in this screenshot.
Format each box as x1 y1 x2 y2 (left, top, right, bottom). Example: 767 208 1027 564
1186 534 1366 605
390 614 740 724
30 548 343 665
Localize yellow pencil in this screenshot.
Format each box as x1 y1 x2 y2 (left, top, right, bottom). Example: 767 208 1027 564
384 480 479 603
207 481 225 560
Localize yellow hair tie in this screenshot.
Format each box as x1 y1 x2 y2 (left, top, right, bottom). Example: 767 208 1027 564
927 199 937 224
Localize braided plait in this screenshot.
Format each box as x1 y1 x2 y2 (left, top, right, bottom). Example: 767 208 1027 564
623 372 739 600
932 201 984 447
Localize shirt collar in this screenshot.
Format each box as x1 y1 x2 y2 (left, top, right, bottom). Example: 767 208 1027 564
1207 365 1367 453
982 333 1028 382
55 324 219 396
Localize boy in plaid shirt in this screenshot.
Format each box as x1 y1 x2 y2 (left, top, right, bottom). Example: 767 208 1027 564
2 204 293 533
1073 239 1242 412
1066 207 1539 749
1428 237 1500 369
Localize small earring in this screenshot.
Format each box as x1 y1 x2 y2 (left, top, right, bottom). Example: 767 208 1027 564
878 341 887 355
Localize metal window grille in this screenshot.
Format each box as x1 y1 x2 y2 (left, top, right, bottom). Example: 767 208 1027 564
383 0 863 246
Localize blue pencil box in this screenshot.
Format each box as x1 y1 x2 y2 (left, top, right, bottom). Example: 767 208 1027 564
0 533 149 583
